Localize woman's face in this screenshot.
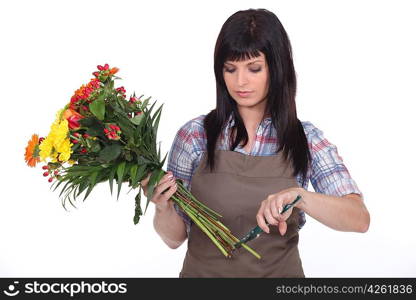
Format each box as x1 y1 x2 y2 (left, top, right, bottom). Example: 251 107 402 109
223 52 269 111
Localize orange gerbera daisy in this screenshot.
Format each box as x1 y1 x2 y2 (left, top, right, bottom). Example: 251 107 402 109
24 134 41 167
109 67 119 75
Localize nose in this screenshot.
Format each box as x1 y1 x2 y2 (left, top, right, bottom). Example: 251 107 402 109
236 70 248 86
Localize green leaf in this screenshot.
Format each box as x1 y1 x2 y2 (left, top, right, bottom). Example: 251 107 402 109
132 164 147 188
153 105 163 140
146 101 157 119
160 153 168 168
98 144 121 162
79 117 95 127
108 166 116 195
129 164 138 186
89 98 105 120
80 118 105 137
141 96 151 108
130 114 144 125
133 189 143 225
71 143 80 152
90 142 102 153
146 169 164 212
115 114 135 138
77 180 89 197
116 161 126 199
124 151 133 161
84 171 98 201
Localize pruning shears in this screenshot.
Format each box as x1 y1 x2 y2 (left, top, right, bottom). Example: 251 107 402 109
234 195 302 248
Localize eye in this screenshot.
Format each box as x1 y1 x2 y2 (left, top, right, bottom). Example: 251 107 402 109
224 67 235 73
250 68 262 73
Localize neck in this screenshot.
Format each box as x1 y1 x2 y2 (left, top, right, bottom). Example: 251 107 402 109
237 105 269 132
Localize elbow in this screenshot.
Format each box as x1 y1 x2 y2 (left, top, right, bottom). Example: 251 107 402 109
357 209 370 233
166 238 186 249
168 244 181 250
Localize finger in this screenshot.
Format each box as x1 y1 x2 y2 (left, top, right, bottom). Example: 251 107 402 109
256 202 270 233
140 172 152 187
270 199 281 220
277 205 292 222
278 221 287 236
157 171 174 186
263 205 279 226
155 183 177 209
141 172 173 197
164 181 178 199
154 176 176 197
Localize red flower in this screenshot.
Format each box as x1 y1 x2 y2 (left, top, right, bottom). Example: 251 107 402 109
67 115 83 130
63 109 84 130
116 86 126 94
109 124 120 131
108 132 120 140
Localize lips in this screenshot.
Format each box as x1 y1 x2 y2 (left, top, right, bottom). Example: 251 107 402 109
236 91 253 97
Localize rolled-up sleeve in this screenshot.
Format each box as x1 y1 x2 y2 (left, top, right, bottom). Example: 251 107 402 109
306 122 363 199
167 120 200 236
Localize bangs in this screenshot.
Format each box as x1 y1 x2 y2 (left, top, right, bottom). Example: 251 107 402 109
224 48 260 62
223 40 263 62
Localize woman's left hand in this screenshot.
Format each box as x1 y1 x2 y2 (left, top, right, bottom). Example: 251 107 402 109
256 187 304 236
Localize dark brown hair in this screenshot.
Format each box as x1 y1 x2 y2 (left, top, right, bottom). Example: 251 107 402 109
204 8 310 180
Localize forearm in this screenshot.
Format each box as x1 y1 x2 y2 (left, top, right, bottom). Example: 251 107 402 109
296 188 370 233
153 202 187 249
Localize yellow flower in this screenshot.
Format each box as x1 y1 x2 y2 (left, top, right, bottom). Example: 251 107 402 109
57 138 72 161
39 138 53 160
39 110 73 162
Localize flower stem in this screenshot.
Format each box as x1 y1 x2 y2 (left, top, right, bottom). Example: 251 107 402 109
174 195 231 258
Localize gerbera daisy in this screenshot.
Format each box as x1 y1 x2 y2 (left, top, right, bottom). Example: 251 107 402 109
24 134 41 167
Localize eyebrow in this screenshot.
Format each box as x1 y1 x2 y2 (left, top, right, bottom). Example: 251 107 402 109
224 60 264 66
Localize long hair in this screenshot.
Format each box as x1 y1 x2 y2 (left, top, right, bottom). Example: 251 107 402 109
204 8 311 180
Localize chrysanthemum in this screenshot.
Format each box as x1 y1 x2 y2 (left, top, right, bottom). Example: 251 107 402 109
39 137 53 161
39 111 72 162
24 134 40 167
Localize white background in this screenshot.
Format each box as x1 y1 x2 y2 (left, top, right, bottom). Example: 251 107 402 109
1 0 415 277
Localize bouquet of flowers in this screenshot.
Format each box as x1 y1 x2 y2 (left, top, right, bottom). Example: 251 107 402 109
24 64 260 259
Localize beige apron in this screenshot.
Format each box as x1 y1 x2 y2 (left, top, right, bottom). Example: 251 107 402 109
179 150 304 278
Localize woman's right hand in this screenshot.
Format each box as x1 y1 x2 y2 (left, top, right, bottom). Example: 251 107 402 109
140 171 178 211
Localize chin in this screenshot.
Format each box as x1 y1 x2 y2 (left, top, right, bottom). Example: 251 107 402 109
233 96 264 107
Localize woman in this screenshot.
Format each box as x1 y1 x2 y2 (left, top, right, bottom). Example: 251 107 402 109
142 8 370 277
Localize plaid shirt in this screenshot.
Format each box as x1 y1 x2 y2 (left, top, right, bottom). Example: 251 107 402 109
167 114 363 235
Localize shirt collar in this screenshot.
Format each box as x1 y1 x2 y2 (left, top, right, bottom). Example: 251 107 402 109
227 112 272 129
